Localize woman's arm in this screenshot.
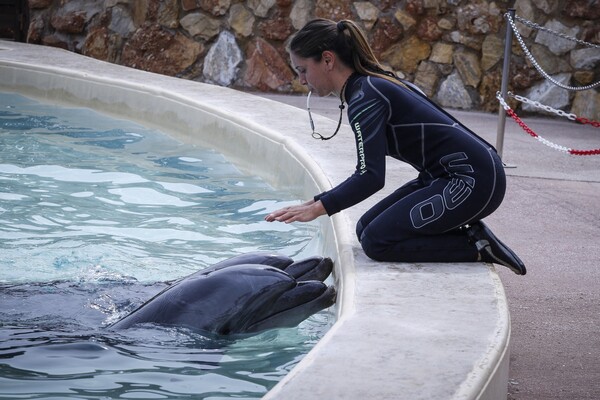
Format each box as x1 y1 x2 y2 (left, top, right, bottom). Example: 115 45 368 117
317 93 389 215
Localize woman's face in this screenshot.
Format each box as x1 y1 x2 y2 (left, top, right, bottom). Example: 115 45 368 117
290 52 333 97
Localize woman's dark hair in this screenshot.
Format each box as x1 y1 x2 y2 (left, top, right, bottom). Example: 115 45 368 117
290 19 400 84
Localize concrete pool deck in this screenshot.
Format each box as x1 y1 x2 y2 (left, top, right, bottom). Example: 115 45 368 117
2 41 509 399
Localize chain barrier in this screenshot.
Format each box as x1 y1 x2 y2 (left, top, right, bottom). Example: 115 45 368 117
505 12 600 91
508 92 600 127
509 92 577 120
514 15 600 49
496 92 600 156
576 117 600 128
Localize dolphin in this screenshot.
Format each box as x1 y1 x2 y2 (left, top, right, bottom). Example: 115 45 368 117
108 253 336 337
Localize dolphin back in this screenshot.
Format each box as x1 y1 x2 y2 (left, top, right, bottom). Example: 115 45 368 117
187 252 294 279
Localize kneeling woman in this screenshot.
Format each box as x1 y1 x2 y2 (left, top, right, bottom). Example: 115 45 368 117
265 18 526 275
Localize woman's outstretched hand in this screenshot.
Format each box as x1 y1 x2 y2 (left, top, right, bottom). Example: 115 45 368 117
265 200 326 223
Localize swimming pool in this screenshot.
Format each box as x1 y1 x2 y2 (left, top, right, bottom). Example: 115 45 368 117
0 92 334 399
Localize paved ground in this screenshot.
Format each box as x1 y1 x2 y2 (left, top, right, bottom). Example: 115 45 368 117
257 93 600 400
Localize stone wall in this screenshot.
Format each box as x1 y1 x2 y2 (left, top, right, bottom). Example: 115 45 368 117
24 0 600 118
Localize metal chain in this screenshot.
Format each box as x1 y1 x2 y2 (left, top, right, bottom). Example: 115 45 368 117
514 15 600 49
506 12 600 91
508 92 600 127
496 92 600 155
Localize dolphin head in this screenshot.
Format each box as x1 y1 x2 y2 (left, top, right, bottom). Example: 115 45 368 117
201 265 336 336
240 275 336 334
282 256 334 281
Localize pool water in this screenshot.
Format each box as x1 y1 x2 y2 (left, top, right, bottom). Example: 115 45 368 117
0 93 332 399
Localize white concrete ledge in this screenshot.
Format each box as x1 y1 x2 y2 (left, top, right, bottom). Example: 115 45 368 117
0 41 509 399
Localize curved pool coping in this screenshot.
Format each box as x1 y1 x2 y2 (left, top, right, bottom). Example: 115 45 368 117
0 41 510 399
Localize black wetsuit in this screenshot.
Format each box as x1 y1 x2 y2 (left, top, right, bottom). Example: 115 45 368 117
315 74 506 262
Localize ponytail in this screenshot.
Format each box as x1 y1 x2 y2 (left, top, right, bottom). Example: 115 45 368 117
290 19 403 86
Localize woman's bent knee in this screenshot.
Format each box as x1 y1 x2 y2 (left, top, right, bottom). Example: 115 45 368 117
359 230 389 261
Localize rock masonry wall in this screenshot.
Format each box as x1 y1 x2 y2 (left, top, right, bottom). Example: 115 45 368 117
25 0 600 118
